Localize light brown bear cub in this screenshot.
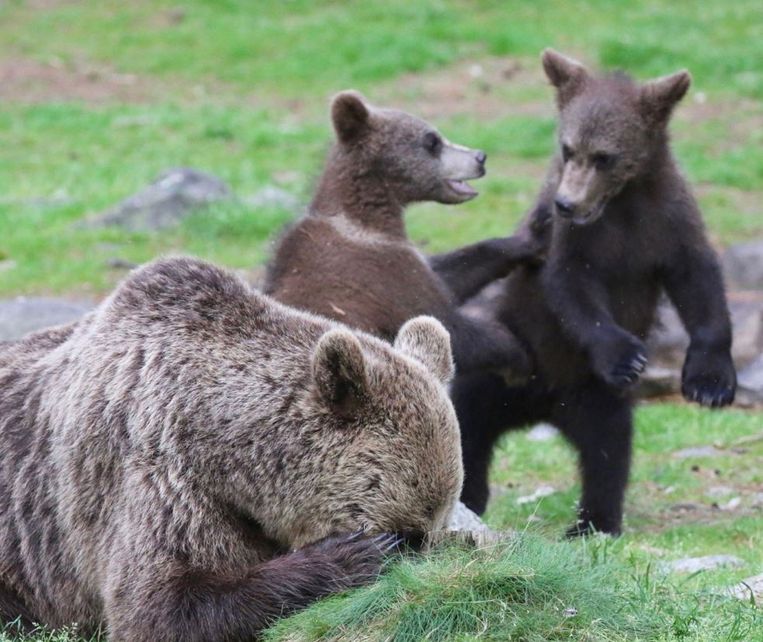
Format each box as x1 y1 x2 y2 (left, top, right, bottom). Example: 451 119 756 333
0 257 462 641
265 91 540 378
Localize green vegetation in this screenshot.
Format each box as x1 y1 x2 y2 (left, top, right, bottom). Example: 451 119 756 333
1 1 761 640
1 0 763 294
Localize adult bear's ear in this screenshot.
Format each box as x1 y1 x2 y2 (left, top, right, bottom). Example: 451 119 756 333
541 48 589 108
313 329 368 417
331 90 371 144
639 70 691 125
394 316 454 386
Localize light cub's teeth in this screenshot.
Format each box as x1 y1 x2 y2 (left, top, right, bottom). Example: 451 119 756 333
447 179 478 196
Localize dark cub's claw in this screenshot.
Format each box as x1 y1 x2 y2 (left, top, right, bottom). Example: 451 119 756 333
595 334 648 390
681 351 736 408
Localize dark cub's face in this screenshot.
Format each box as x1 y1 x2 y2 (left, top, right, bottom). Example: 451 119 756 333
331 91 486 205
554 93 651 225
541 49 691 225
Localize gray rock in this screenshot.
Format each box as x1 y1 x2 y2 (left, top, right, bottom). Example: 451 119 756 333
0 297 92 342
446 501 493 533
737 354 763 406
661 554 745 574
725 573 763 603
673 445 726 459
526 423 559 442
637 366 681 399
85 168 232 232
724 240 763 290
646 293 763 372
437 501 510 549
517 485 556 505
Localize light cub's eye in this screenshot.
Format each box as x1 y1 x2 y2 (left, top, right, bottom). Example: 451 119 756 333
423 132 442 155
592 152 616 170
561 144 574 162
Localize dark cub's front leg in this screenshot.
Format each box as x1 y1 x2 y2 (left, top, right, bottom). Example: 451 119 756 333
554 381 634 536
663 240 736 407
541 261 648 389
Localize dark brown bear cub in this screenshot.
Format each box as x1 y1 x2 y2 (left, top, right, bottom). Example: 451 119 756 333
0 258 463 641
265 91 541 379
456 50 735 536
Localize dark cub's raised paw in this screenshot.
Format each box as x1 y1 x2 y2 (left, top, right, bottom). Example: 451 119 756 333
591 331 648 390
681 347 736 408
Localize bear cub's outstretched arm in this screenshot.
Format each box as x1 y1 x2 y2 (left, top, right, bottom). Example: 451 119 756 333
430 228 545 305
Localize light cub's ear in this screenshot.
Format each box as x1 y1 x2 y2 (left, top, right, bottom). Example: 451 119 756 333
331 90 371 144
541 49 589 109
313 329 368 417
542 48 589 107
639 70 691 124
394 316 454 385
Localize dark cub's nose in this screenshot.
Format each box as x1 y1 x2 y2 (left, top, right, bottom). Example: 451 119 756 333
554 196 576 217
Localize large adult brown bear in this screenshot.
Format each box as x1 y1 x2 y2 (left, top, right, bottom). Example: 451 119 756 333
0 258 463 640
455 50 736 536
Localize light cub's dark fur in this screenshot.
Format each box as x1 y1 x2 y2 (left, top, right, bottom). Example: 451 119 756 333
456 50 736 535
265 91 541 378
0 257 462 640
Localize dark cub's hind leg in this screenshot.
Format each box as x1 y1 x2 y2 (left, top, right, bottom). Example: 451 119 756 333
452 373 549 514
553 381 633 537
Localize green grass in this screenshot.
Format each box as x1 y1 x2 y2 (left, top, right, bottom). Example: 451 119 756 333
265 536 762 642
1 1 762 640
1 0 763 294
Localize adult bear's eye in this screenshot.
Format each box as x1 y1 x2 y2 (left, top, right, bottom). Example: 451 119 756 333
423 132 442 155
592 152 616 170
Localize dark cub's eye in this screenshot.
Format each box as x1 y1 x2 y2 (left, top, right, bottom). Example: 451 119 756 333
561 144 574 162
592 152 616 170
423 132 442 155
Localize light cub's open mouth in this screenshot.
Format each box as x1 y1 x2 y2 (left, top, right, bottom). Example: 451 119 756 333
445 179 478 199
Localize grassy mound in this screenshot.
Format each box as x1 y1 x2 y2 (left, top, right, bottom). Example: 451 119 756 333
264 533 762 642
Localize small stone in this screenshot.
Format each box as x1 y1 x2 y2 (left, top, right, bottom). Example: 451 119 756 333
661 555 745 574
526 423 559 442
725 574 763 603
723 239 763 290
720 497 742 511
669 502 701 513
706 485 735 498
673 445 725 459
446 501 492 534
0 297 92 342
517 485 556 505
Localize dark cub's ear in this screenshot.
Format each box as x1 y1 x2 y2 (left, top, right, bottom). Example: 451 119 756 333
639 70 691 124
394 316 454 386
331 90 371 144
541 49 589 107
313 329 368 417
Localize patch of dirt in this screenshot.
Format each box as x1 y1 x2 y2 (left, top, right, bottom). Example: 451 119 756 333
679 94 763 151
0 57 156 104
377 55 555 122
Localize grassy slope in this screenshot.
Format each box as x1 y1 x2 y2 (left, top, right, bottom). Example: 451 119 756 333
1 0 762 295
0 1 762 640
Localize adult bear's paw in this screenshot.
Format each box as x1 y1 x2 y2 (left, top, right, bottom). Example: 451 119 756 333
591 331 648 390
681 347 736 408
